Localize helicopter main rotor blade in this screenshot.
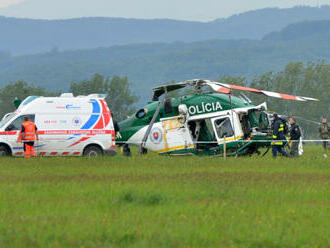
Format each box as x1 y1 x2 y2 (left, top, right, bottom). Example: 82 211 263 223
207 82 319 102
206 82 231 94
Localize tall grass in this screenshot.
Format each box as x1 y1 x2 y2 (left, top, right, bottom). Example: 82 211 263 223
0 146 329 247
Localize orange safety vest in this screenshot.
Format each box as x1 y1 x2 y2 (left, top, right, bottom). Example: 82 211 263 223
20 121 37 141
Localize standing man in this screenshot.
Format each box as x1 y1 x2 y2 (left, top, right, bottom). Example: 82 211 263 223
319 117 329 151
289 117 301 157
17 116 38 158
271 113 288 158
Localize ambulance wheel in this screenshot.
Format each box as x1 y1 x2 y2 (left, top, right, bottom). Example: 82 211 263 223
0 145 11 157
83 145 103 157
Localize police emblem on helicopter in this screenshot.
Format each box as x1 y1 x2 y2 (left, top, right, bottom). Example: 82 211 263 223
149 127 163 144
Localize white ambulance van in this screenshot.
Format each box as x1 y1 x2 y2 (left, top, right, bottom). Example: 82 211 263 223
0 93 117 157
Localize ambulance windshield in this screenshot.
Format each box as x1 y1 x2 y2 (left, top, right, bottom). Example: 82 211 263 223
0 113 16 129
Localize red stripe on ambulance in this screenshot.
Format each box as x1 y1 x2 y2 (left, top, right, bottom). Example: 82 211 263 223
0 131 18 135
69 137 91 147
38 130 114 135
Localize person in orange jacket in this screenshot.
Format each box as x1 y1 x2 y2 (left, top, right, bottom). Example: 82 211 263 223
17 116 39 158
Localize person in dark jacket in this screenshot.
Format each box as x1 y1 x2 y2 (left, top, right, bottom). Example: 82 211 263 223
319 117 329 151
113 119 120 138
289 117 301 157
113 116 131 156
271 113 288 158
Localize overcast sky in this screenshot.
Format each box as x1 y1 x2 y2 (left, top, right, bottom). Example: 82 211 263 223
0 0 329 21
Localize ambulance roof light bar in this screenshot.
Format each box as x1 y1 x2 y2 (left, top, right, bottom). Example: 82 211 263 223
60 93 107 98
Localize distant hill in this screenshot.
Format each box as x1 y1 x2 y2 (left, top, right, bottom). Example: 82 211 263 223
1 31 330 104
263 20 330 41
212 6 330 39
2 6 330 55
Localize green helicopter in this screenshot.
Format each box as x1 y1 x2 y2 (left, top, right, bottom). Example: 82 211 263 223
117 79 319 156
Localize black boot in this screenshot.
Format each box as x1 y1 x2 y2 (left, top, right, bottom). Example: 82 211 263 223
123 144 131 157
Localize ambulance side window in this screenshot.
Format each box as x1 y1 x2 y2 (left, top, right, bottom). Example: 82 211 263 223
6 115 35 131
214 117 234 139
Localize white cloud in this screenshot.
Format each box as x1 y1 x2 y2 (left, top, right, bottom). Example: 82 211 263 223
0 0 26 8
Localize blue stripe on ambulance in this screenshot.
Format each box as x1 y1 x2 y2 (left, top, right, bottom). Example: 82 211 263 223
13 144 46 150
66 134 81 140
81 99 101 130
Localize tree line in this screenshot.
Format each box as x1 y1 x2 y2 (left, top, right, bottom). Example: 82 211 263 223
0 61 328 137
0 75 138 122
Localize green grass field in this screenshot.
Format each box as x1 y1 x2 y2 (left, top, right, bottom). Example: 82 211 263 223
0 146 329 248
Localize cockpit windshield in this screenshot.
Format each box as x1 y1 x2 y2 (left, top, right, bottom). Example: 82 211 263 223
0 113 16 129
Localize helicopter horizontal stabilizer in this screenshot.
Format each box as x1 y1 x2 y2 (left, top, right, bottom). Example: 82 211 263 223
207 81 319 102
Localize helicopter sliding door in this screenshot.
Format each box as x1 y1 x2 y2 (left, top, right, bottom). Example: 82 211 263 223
211 114 242 145
160 116 194 153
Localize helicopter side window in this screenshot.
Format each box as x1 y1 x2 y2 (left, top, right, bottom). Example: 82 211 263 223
135 109 147 119
214 117 234 139
258 111 269 130
188 121 197 139
164 98 172 114
189 119 217 150
240 114 251 139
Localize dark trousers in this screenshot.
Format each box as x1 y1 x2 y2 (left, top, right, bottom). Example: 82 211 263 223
290 141 299 157
272 145 287 157
322 140 328 150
